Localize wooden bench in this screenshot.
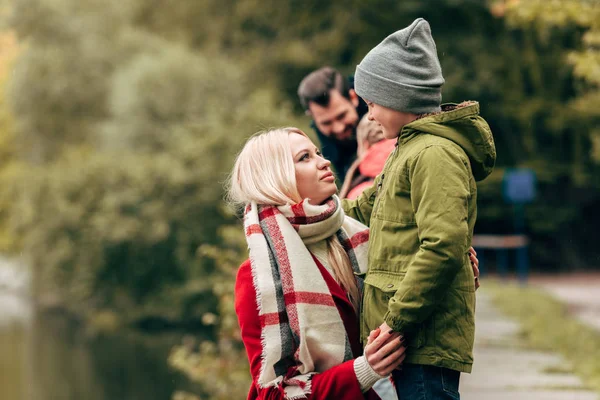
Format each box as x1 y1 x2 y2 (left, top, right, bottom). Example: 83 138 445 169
472 234 529 283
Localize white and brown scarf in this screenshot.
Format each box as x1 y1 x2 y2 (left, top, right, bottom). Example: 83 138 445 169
244 195 370 399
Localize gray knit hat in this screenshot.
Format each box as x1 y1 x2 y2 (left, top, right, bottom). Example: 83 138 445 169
355 18 444 114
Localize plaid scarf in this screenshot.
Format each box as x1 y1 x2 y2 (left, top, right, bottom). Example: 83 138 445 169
244 195 370 399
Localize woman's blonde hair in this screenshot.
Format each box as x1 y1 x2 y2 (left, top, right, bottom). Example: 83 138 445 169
227 127 305 207
327 236 360 310
227 127 360 310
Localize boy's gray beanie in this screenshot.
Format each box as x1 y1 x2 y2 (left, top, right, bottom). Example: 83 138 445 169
355 18 444 114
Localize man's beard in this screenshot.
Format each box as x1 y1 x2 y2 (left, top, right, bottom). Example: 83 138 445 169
334 125 356 142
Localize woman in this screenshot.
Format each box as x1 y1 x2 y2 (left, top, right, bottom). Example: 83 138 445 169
339 115 396 199
228 128 479 399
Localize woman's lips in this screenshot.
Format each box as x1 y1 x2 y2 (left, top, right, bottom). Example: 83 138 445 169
321 172 335 182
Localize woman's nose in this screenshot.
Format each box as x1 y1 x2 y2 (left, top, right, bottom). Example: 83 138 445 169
318 156 331 169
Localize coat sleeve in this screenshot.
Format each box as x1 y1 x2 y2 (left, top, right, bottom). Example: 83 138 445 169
234 261 367 400
384 145 471 333
342 177 379 226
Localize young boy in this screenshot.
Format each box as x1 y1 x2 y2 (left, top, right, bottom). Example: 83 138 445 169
342 18 496 399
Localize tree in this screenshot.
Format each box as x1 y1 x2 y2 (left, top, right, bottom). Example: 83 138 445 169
0 30 21 252
7 0 126 162
7 0 309 326
499 0 600 162
480 0 600 268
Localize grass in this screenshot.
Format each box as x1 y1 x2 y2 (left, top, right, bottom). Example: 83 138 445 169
541 364 576 375
487 280 600 394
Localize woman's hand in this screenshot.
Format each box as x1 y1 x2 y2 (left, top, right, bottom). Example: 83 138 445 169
364 325 406 376
469 246 480 290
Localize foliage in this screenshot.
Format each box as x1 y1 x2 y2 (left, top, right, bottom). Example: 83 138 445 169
171 392 201 400
168 226 250 400
6 0 307 326
489 281 600 394
7 0 123 162
15 140 216 321
473 0 600 269
12 85 303 325
0 30 20 253
501 0 600 163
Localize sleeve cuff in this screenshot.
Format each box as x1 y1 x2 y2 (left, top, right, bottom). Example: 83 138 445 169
354 355 386 392
384 310 410 334
384 311 401 332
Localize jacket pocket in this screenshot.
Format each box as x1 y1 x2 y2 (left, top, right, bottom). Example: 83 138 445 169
373 203 416 225
363 271 426 348
364 271 404 295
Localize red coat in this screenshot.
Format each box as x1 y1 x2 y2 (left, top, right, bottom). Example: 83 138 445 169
347 139 397 200
235 258 382 400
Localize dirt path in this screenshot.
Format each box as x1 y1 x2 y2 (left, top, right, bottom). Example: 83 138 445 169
461 291 598 400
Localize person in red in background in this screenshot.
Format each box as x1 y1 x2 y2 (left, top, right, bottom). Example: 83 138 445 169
339 116 396 200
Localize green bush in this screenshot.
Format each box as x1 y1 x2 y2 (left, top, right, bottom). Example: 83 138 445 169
169 226 251 400
15 140 220 323
0 31 21 253
7 0 308 323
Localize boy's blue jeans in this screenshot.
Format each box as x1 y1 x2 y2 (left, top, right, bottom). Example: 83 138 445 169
391 363 461 400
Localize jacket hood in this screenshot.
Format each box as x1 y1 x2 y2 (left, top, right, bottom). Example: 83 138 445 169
400 101 496 181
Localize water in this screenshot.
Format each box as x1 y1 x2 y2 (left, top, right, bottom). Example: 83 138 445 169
0 261 197 400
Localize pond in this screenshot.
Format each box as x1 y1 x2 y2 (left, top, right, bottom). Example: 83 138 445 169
0 290 197 400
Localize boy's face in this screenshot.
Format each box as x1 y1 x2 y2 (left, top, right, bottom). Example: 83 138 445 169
365 100 418 139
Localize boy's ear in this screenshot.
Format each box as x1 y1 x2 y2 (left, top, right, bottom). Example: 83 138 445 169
349 89 360 108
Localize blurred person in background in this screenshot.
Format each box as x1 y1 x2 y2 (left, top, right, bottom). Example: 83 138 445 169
297 67 368 181
228 127 480 399
344 18 495 400
339 115 396 200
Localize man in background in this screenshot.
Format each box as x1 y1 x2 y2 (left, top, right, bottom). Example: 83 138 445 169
297 66 368 181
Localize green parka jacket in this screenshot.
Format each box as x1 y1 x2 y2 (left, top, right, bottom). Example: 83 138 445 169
342 102 496 373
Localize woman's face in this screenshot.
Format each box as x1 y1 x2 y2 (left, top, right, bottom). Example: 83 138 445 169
289 133 337 205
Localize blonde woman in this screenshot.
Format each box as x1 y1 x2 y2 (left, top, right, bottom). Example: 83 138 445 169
228 128 479 400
